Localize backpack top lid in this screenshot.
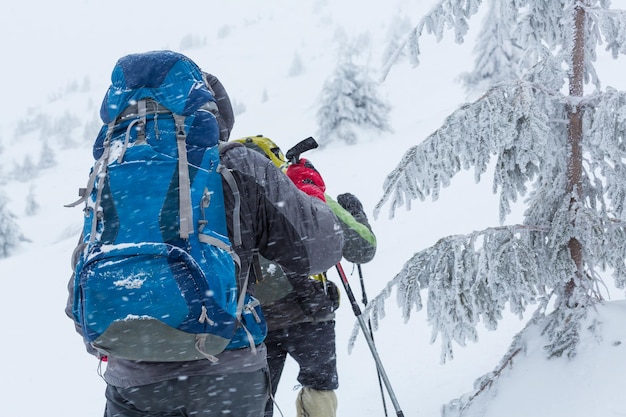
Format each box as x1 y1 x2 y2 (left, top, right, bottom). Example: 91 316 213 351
100 50 214 123
93 50 221 161
233 135 287 171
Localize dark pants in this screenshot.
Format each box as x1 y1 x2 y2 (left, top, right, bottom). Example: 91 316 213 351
264 320 338 417
104 369 268 417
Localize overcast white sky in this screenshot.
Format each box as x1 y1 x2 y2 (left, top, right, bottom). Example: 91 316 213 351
1 2 626 416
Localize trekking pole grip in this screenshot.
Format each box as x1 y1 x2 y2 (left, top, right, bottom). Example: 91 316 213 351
285 136 318 164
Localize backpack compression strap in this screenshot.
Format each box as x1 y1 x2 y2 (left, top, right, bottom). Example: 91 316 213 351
174 114 194 239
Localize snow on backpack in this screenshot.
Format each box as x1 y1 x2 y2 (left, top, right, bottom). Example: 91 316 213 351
66 51 266 362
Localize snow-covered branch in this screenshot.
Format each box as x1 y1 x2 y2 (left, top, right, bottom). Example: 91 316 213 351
585 3 626 58
350 224 552 362
381 0 483 81
374 81 551 222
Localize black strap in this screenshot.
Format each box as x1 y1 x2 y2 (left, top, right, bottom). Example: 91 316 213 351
252 250 265 284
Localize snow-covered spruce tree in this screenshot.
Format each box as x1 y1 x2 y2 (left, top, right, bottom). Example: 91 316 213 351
24 186 39 217
288 52 304 77
316 55 391 147
38 140 57 170
12 155 38 182
355 0 626 407
0 192 20 258
460 0 524 90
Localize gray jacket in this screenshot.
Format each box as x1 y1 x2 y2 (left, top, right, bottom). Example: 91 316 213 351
65 142 344 387
255 193 377 330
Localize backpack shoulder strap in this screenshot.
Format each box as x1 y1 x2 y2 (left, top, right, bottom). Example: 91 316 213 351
215 145 263 352
219 164 241 247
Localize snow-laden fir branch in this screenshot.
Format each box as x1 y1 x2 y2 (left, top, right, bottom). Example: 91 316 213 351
585 3 626 59
584 88 626 217
351 205 626 362
382 1 625 90
374 81 550 223
349 224 552 363
381 0 483 81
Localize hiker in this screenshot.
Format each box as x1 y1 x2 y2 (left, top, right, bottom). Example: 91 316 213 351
263 192 376 417
65 51 344 417
233 136 377 417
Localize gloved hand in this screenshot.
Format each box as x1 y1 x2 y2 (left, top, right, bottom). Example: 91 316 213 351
337 193 366 218
286 158 326 202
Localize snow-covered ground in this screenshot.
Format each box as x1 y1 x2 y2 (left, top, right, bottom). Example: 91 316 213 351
1 1 625 416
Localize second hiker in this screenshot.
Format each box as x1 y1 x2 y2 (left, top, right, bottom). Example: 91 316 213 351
234 135 377 417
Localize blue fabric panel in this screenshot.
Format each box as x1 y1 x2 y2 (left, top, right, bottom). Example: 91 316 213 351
187 109 220 148
100 51 215 123
162 245 236 336
107 158 176 244
117 50 181 88
80 254 189 340
77 243 238 341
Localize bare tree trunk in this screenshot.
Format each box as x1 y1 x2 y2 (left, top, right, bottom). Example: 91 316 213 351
565 4 585 304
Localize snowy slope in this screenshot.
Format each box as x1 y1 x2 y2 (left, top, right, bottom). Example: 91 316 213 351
1 1 625 417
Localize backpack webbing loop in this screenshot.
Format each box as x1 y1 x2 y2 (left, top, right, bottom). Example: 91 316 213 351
117 118 141 164
194 334 220 363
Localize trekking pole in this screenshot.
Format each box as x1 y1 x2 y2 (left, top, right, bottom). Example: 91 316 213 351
358 264 389 417
335 262 405 417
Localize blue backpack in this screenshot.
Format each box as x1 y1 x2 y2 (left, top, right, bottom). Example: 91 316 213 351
67 51 266 362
